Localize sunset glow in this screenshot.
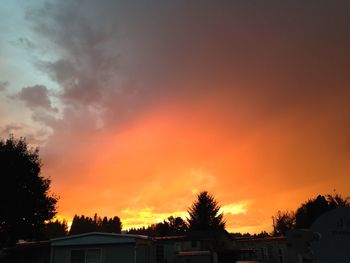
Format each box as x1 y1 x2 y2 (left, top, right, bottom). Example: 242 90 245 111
1 1 350 234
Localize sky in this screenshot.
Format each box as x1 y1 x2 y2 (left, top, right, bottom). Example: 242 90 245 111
1 0 350 233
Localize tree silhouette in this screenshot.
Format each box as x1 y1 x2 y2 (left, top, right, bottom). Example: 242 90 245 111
167 216 188 235
102 216 122 233
127 216 188 236
187 191 225 231
326 193 350 208
295 194 350 228
272 210 295 236
0 136 57 247
44 220 68 239
69 214 122 235
271 193 350 233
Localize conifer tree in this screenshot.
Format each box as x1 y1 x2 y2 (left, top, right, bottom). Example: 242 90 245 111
187 191 225 231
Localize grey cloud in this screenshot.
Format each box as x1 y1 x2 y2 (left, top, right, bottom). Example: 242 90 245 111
0 124 45 146
0 81 8 92
17 85 57 112
1 124 23 135
31 109 60 128
26 0 350 129
23 133 47 145
12 37 36 50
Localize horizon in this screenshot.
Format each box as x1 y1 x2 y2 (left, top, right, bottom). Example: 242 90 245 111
1 0 350 234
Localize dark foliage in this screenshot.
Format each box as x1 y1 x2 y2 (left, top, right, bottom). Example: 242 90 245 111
43 220 68 239
69 213 122 235
187 191 225 231
128 216 188 236
295 194 350 228
0 136 57 247
255 231 270 238
272 210 295 236
231 231 270 238
167 216 188 235
272 193 350 234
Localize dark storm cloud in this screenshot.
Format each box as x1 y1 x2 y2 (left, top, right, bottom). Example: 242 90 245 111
27 1 350 118
16 85 57 112
23 0 350 159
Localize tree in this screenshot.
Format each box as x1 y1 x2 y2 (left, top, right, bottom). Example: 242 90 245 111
271 193 350 233
326 193 350 208
295 194 350 228
127 216 187 236
0 136 57 247
272 210 295 236
167 216 188 235
103 216 122 233
44 220 68 239
69 214 122 235
187 191 225 231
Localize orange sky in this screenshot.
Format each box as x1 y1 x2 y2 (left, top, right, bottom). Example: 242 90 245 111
46 89 350 233
1 1 350 233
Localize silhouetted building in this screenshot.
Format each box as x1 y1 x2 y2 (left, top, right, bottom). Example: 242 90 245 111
154 229 238 263
50 232 152 263
236 236 300 263
0 240 51 263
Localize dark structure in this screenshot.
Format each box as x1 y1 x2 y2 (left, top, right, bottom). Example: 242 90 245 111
0 241 51 263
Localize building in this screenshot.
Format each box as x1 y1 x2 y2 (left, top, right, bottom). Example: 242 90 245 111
50 232 153 263
154 229 238 263
236 236 299 263
0 240 51 263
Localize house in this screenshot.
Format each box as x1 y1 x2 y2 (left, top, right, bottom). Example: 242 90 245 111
154 229 238 263
153 236 184 263
50 232 153 263
236 236 300 263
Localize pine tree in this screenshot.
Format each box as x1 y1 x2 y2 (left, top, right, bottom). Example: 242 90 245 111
187 191 225 231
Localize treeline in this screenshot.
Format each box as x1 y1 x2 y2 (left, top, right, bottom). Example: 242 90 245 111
46 193 350 240
231 231 270 238
44 191 223 239
4 136 349 244
128 216 188 236
70 214 122 235
44 220 68 239
45 215 188 239
272 193 350 236
43 213 122 239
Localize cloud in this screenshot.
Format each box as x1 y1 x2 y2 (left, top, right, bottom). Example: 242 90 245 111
12 37 36 50
0 81 8 92
25 0 350 128
121 207 188 229
221 201 251 216
16 0 350 232
16 85 57 112
1 124 23 134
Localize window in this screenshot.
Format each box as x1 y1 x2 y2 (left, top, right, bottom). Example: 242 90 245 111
156 245 164 263
261 247 268 260
86 249 101 263
268 245 273 260
71 250 85 263
278 248 284 263
70 249 101 263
